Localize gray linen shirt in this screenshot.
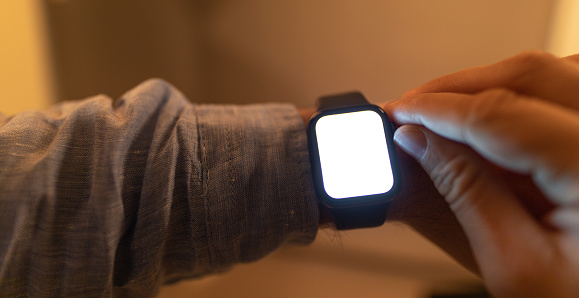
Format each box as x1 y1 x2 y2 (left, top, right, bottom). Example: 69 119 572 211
0 79 319 297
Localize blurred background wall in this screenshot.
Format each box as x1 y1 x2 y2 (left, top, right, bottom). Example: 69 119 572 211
0 1 53 115
42 0 555 106
2 0 579 297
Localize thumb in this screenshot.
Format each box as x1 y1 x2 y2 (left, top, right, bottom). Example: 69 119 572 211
393 125 543 269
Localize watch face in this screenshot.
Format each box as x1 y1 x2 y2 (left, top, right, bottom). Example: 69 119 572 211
308 105 400 207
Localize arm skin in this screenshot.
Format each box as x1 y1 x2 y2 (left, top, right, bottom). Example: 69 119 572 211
388 51 579 297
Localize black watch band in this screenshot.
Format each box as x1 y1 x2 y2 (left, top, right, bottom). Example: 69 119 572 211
317 91 371 110
316 92 389 230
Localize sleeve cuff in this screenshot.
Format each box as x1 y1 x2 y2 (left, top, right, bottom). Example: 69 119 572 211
196 103 319 269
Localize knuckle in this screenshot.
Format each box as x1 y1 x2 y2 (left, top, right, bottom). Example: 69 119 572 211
430 153 482 213
507 51 558 86
476 87 517 106
563 53 579 66
510 50 556 68
465 88 518 129
461 89 528 164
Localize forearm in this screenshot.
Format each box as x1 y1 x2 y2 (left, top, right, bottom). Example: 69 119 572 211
0 79 319 296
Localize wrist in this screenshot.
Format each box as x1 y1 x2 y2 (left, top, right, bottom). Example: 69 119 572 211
299 107 316 127
303 93 400 230
299 107 334 227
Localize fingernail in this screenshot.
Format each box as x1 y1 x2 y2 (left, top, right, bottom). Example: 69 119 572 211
549 209 579 229
394 126 427 160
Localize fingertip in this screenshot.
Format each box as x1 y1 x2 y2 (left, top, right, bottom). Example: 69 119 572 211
382 99 407 125
548 208 579 232
382 99 399 112
381 99 398 110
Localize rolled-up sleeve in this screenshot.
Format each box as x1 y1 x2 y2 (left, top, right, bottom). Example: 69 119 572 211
0 79 319 297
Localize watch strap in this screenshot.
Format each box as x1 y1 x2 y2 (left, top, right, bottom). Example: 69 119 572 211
332 203 389 230
317 91 370 111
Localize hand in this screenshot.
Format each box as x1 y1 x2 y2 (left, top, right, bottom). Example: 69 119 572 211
387 51 579 297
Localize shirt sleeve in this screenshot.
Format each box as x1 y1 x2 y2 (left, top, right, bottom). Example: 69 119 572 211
0 79 319 297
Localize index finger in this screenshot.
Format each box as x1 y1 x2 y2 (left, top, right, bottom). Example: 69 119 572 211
388 90 579 206
404 51 579 111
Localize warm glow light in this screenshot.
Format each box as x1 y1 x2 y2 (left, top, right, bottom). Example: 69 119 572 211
315 110 394 199
547 0 579 56
0 1 53 115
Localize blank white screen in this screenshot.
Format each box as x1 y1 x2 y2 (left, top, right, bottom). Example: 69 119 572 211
315 110 394 199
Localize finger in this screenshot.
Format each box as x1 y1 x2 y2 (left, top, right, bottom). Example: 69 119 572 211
403 51 579 110
388 90 579 205
549 208 579 236
562 53 579 65
393 125 545 275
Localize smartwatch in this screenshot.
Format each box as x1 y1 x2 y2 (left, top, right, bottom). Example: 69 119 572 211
307 91 401 230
